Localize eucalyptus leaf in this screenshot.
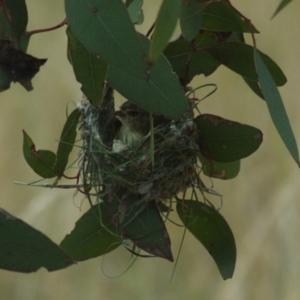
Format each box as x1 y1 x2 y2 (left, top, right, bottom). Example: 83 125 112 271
149 0 180 62
53 109 81 177
104 187 173 261
198 153 240 180
65 0 148 78
272 0 293 18
107 34 189 120
177 200 236 280
60 204 121 261
0 208 74 272
208 42 287 86
67 26 108 106
195 114 263 162
180 0 204 41
202 2 259 33
254 49 299 166
22 130 57 178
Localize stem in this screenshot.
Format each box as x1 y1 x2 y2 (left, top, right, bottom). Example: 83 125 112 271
26 18 68 36
226 1 257 48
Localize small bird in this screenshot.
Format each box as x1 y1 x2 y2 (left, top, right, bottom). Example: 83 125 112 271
114 101 168 148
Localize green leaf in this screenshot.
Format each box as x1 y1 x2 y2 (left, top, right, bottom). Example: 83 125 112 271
272 0 293 18
254 49 300 166
60 204 121 261
22 130 57 178
202 2 258 33
198 153 240 180
107 34 189 120
180 0 204 41
0 208 74 272
104 188 173 261
164 32 220 83
149 0 180 62
0 0 28 42
243 77 264 100
127 0 144 25
66 26 107 106
195 114 263 162
53 109 80 177
65 0 148 78
208 42 287 86
177 200 236 280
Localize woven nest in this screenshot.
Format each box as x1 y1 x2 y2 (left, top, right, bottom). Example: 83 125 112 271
77 94 199 203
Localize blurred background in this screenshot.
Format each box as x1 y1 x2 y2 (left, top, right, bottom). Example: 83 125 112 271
1 0 300 299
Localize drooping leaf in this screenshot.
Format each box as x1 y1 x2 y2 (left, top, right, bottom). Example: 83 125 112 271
254 49 300 166
243 77 264 100
202 2 259 33
65 0 148 78
198 153 240 180
164 32 220 83
272 0 293 18
180 0 204 41
104 187 173 261
208 42 287 86
107 34 189 120
67 26 108 106
127 0 144 25
149 0 180 62
0 0 28 42
60 204 121 261
53 109 81 177
0 40 46 92
195 114 263 162
0 208 74 272
177 200 236 280
22 130 57 178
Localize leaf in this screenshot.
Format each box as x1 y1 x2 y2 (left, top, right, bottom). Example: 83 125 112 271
60 204 121 261
195 114 263 162
164 32 220 83
254 49 300 166
149 0 180 62
0 0 28 42
104 187 173 261
177 200 236 280
22 130 57 178
198 153 240 180
180 0 204 41
65 0 148 78
0 40 46 92
202 2 259 33
0 208 74 272
67 26 108 106
243 77 264 100
53 109 81 177
272 0 293 18
208 42 287 86
127 0 144 25
107 34 189 120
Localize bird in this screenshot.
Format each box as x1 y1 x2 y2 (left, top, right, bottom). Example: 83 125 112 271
114 101 169 148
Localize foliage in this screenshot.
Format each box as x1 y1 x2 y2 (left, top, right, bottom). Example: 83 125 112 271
0 0 298 280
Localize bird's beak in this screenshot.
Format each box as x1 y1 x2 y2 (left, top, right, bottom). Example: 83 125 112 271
114 110 125 124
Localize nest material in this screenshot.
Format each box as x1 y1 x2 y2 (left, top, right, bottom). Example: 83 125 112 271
78 97 199 202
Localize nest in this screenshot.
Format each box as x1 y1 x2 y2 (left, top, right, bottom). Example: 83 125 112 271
77 93 199 204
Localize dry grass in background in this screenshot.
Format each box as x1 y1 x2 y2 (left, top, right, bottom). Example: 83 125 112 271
0 1 299 299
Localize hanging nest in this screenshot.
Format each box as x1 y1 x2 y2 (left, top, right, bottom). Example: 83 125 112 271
77 87 200 205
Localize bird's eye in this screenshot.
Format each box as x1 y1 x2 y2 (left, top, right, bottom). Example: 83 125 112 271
127 110 139 117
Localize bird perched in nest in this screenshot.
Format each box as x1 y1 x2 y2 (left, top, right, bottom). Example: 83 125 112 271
114 101 169 148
